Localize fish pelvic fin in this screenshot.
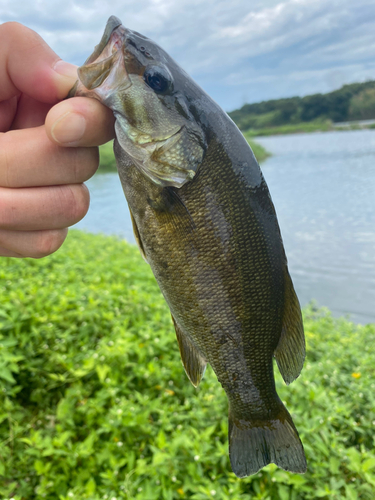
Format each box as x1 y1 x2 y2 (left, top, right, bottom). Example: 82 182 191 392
228 405 306 478
274 269 305 385
172 316 207 388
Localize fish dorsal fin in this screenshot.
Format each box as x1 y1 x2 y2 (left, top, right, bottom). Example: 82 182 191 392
172 316 207 388
129 209 148 263
274 270 305 385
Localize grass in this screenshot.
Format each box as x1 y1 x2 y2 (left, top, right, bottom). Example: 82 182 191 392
98 137 271 174
98 141 117 172
247 140 270 163
0 231 375 499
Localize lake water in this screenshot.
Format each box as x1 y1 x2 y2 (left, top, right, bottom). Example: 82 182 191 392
75 129 375 325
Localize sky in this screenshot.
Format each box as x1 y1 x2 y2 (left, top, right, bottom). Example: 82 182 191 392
1 0 375 111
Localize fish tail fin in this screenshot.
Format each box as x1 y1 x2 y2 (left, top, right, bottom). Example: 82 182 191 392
228 405 306 477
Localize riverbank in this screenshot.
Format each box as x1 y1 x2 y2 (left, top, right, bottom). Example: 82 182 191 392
1 230 374 499
243 119 375 138
248 138 271 162
98 137 270 172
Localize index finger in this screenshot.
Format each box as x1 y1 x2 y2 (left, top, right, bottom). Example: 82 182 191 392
0 22 77 103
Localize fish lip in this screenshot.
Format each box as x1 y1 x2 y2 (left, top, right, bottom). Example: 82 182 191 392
71 19 131 101
79 22 127 82
84 16 123 65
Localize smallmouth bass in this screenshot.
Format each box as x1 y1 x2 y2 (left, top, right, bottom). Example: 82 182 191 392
70 16 306 477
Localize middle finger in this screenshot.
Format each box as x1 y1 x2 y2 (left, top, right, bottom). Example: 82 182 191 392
0 125 99 188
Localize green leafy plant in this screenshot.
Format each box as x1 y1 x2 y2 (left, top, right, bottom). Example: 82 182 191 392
0 231 374 499
98 141 117 172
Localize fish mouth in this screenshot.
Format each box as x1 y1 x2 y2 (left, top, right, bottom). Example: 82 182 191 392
70 16 182 148
84 16 123 66
69 16 131 102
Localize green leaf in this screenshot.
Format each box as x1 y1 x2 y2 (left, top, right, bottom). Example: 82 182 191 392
0 366 15 383
362 457 375 472
96 364 110 383
34 460 46 475
85 477 96 495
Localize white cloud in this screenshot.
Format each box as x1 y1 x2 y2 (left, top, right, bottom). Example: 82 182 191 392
1 0 374 110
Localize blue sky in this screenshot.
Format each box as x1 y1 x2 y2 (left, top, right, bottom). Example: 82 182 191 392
1 0 375 111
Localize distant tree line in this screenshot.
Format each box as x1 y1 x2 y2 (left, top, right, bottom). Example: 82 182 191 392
228 81 375 131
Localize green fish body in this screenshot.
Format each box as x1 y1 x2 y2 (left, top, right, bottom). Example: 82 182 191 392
71 16 306 477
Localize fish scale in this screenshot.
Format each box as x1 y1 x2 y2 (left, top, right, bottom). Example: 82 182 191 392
71 15 307 477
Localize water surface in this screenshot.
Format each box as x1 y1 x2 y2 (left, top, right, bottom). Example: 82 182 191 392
75 129 375 324
256 130 375 324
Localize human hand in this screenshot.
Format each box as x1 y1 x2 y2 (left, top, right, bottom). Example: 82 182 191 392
0 22 115 258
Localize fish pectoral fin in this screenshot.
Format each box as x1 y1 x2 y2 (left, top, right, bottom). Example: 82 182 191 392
129 209 148 263
274 270 305 385
172 316 207 388
147 188 195 243
148 187 195 231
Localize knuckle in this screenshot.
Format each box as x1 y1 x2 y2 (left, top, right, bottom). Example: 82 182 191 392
0 22 43 51
71 147 99 183
33 230 67 258
0 190 15 229
85 147 100 175
1 21 24 37
0 134 15 188
64 184 90 223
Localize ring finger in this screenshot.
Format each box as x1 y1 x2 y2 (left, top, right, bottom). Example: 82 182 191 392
0 184 90 231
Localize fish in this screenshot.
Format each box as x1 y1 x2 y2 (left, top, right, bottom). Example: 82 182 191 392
69 16 307 477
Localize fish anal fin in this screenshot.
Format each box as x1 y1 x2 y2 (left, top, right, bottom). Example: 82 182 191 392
172 316 207 388
274 270 305 385
129 209 148 263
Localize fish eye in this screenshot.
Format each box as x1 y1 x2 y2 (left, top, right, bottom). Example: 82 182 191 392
143 65 172 93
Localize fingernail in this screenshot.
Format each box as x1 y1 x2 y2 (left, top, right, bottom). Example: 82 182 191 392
53 60 78 80
51 112 86 145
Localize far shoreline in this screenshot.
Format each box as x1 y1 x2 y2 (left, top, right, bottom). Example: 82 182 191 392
243 118 375 139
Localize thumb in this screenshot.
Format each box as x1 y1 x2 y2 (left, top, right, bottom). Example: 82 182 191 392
52 60 79 100
0 22 78 103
